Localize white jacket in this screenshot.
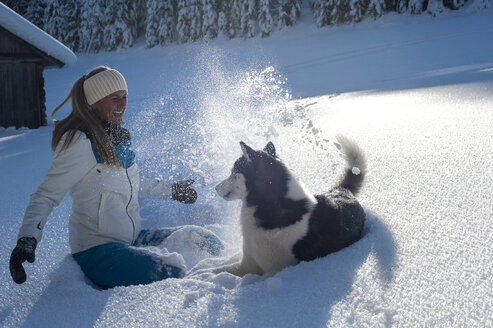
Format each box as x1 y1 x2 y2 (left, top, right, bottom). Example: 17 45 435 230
18 131 174 254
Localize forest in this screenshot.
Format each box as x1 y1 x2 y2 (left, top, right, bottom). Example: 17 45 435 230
2 0 487 52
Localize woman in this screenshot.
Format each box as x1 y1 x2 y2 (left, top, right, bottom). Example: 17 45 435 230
9 66 222 288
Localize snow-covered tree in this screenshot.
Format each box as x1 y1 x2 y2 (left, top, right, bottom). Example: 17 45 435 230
443 0 466 9
426 0 446 16
43 0 79 49
367 0 386 18
177 0 204 43
348 0 365 22
157 0 177 45
189 0 203 41
396 0 409 13
334 0 351 23
79 0 105 52
258 0 274 37
241 0 258 38
408 0 426 13
314 0 337 27
177 0 192 42
216 0 241 38
279 0 302 28
103 0 134 50
466 0 489 13
2 0 29 16
146 0 176 47
146 0 160 48
129 0 146 39
202 0 218 40
63 1 81 51
24 0 47 29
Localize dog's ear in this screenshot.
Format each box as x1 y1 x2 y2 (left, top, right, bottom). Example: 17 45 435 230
240 141 255 162
263 141 276 157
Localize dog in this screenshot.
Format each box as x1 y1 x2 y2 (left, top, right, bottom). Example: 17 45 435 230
209 136 367 277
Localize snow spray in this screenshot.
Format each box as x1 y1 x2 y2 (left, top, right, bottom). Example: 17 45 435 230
130 46 333 244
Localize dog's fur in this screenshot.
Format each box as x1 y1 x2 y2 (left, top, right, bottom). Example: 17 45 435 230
211 136 367 276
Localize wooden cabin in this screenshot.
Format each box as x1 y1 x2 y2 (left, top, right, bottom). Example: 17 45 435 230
0 4 76 129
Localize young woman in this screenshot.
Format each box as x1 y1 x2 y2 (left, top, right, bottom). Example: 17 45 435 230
9 66 223 288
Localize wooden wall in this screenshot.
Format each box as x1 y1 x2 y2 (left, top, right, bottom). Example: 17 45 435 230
0 26 49 129
0 62 45 128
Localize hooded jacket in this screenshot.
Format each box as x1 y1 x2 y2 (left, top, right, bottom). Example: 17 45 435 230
18 128 173 254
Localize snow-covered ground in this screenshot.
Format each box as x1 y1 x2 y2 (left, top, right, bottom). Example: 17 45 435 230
1 6 492 328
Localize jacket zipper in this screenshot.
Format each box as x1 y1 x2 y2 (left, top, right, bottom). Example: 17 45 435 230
124 151 136 244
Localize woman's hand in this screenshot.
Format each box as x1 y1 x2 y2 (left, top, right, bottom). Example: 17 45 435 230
10 237 37 284
172 180 197 204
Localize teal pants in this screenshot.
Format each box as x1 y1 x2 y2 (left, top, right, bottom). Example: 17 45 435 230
73 226 223 288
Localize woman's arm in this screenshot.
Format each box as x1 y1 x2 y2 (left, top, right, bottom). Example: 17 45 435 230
139 176 174 199
139 177 197 203
18 132 96 243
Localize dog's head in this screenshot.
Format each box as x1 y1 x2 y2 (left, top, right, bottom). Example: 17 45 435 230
215 141 289 203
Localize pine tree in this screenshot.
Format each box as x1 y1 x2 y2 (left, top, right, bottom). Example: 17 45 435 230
315 0 337 27
2 0 29 16
177 0 192 42
426 0 445 16
217 0 228 37
157 0 177 45
258 0 274 37
334 0 351 23
202 0 218 40
24 0 47 29
129 0 146 39
466 0 488 12
217 0 240 38
241 0 258 38
189 0 203 41
146 0 176 47
43 0 66 42
229 0 242 38
63 1 81 51
348 0 365 22
367 0 386 18
79 0 105 52
443 0 465 9
396 0 409 13
103 0 134 50
279 0 301 28
408 0 426 13
146 0 160 48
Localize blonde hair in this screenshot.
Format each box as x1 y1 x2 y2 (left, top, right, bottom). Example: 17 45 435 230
51 66 119 166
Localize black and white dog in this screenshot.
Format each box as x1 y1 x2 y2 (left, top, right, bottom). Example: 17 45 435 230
212 137 367 277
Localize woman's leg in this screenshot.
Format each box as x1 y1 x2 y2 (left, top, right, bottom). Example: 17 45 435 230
136 226 224 256
73 242 185 288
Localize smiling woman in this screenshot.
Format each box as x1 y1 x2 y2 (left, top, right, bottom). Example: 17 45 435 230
9 66 224 289
92 90 128 124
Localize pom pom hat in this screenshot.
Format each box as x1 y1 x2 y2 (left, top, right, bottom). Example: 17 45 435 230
83 69 128 106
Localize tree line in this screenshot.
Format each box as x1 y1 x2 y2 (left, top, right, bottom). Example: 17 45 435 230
3 0 486 53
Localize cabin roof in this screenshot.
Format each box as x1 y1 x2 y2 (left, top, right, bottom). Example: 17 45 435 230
0 3 77 67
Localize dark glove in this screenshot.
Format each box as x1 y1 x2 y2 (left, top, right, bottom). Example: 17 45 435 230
172 179 197 204
10 237 37 284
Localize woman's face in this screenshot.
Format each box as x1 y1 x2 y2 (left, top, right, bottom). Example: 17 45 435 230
92 90 127 124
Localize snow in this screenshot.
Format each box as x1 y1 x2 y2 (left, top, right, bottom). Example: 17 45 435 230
0 3 76 67
1 6 493 328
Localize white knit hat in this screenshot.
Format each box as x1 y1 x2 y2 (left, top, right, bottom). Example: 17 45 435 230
83 69 128 105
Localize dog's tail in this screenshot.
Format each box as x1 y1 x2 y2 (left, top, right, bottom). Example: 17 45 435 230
334 135 367 196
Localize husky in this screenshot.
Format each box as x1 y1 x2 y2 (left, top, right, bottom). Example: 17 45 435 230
210 137 367 277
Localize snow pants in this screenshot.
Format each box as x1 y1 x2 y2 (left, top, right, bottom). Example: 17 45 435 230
72 226 223 288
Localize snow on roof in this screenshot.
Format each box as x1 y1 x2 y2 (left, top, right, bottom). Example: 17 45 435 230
0 3 76 67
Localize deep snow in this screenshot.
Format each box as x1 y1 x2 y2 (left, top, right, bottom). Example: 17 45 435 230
1 5 492 328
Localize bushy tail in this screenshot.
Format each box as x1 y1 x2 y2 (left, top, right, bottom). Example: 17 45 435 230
334 135 367 196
